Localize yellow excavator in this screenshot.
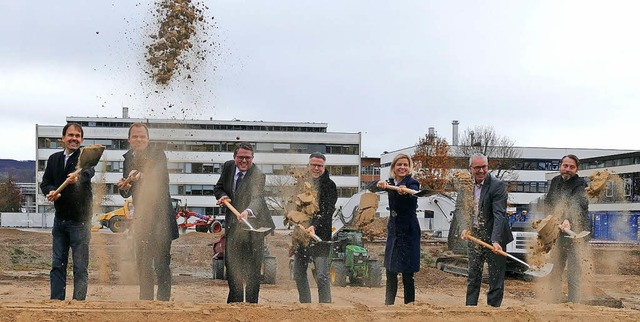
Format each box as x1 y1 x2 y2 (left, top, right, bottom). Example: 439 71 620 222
92 199 134 233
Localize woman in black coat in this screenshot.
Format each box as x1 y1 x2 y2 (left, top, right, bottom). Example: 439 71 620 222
376 153 421 305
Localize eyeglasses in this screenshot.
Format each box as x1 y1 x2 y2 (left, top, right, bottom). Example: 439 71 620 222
471 165 488 171
309 163 325 168
235 156 253 160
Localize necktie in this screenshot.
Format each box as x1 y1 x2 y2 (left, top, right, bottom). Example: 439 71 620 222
235 172 243 192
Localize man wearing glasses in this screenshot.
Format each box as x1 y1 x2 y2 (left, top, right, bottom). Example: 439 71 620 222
456 153 513 307
214 142 275 303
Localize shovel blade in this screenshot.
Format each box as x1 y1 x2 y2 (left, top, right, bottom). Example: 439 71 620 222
243 227 271 233
524 263 553 278
565 231 591 239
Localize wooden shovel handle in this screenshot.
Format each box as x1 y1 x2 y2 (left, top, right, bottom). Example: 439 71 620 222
461 230 508 257
297 223 322 242
386 185 419 195
51 168 83 197
221 199 242 217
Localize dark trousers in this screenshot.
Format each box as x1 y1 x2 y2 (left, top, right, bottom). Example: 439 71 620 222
466 240 507 307
50 218 91 300
293 251 331 303
549 238 586 303
225 233 264 303
385 270 415 305
135 237 172 301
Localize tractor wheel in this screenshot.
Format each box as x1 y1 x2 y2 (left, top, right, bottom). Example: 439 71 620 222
109 216 126 233
195 224 210 233
212 258 226 280
330 260 348 287
262 256 277 284
367 260 382 287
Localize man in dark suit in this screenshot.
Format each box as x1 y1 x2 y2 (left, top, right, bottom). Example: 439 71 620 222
40 123 95 300
116 123 179 301
455 153 513 307
214 142 275 303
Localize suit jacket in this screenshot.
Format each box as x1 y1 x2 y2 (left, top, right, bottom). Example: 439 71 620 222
120 147 179 241
454 174 513 245
40 149 95 222
213 160 274 236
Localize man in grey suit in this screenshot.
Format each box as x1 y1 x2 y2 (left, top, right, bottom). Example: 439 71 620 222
455 153 513 307
214 142 275 303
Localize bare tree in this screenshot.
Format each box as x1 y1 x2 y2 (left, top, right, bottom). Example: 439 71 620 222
264 169 299 216
456 126 521 181
412 132 454 192
0 175 22 212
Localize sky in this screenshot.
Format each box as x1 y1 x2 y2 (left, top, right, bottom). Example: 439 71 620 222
2 0 640 161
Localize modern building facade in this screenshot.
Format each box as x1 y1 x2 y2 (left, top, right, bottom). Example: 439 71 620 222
36 112 361 217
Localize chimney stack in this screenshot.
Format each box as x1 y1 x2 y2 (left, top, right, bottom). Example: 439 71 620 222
452 120 459 146
428 127 435 137
123 107 129 119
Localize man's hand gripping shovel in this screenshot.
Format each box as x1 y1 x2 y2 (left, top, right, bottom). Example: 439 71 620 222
461 230 553 278
221 199 271 233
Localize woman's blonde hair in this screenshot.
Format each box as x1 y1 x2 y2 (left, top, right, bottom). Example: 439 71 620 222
390 153 413 181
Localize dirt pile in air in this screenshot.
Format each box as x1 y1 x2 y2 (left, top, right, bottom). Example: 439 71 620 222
283 168 318 247
145 0 208 85
452 171 474 229
362 217 388 241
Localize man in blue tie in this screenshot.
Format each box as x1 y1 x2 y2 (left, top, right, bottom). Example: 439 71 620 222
214 142 275 303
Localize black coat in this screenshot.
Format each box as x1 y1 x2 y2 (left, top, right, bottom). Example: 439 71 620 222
384 176 421 273
213 160 275 237
40 149 95 222
545 174 590 236
120 147 179 241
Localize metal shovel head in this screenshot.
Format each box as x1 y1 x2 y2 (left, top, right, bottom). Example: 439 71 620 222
524 263 553 278
412 189 434 197
243 226 272 233
78 144 105 168
565 231 591 239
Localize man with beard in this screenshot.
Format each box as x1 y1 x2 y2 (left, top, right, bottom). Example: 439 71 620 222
117 123 179 301
544 154 590 303
41 123 95 300
292 152 337 303
214 142 275 303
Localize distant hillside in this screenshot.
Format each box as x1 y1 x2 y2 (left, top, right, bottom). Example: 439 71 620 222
0 159 35 183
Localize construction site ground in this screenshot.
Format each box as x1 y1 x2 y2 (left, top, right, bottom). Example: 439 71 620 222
1 228 640 321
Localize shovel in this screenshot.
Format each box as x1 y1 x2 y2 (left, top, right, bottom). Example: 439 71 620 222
461 230 553 278
221 200 271 233
563 228 590 239
51 144 105 196
385 185 432 197
297 223 325 242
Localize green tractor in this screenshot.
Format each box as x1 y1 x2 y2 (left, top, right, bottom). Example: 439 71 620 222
329 228 382 287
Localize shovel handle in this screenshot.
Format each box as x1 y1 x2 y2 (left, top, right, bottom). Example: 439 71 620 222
461 230 531 269
386 185 419 195
297 224 322 242
221 199 257 230
51 168 83 197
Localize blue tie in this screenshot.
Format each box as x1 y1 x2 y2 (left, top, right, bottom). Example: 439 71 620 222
235 172 243 192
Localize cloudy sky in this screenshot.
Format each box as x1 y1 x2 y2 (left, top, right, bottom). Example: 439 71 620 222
2 0 640 161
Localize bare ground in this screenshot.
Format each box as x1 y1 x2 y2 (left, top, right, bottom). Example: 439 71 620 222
1 228 640 321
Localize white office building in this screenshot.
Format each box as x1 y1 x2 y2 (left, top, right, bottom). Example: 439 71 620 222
36 111 361 218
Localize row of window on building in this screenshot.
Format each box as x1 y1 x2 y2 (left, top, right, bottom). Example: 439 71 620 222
38 138 359 156
75 121 328 132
